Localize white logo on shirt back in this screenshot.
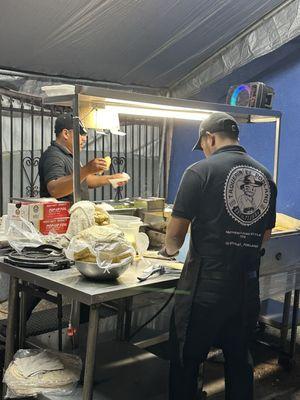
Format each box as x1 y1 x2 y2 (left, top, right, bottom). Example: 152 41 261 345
224 165 271 226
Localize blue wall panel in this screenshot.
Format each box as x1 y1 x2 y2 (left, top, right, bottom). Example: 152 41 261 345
168 121 204 202
168 43 300 218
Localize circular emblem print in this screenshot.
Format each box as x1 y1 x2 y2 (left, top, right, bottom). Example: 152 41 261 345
224 165 271 226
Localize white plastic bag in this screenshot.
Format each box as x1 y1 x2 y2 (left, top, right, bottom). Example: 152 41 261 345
7 217 44 253
66 225 135 273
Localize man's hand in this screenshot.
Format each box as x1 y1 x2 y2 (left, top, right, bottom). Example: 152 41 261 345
84 158 107 175
158 247 179 258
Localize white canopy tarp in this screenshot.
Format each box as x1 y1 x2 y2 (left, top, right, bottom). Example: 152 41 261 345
0 0 284 94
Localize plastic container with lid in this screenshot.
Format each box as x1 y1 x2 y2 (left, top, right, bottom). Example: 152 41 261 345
110 215 143 245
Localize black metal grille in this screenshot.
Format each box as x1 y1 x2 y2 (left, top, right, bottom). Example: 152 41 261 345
83 120 163 201
0 90 165 214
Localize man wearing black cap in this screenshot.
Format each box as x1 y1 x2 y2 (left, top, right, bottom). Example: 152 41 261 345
160 112 277 399
39 113 125 202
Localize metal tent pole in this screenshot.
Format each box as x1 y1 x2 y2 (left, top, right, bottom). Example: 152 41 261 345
273 117 281 184
71 93 82 345
72 93 82 202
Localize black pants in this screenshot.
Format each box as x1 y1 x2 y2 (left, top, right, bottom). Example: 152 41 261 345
169 306 256 400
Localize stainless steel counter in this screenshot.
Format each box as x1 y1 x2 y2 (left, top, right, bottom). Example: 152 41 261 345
0 260 178 306
0 260 179 400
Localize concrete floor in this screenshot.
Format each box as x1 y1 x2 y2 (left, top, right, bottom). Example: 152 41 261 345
0 299 300 399
204 340 300 400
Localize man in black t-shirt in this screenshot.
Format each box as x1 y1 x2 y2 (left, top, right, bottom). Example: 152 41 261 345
161 112 277 400
39 113 126 202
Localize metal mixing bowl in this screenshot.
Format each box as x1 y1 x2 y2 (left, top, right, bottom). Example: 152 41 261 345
75 257 133 281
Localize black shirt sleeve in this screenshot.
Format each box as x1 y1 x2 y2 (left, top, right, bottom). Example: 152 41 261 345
267 180 277 229
42 155 67 185
172 169 203 221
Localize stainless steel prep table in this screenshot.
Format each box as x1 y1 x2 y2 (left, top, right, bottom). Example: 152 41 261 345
0 260 179 400
2 230 300 398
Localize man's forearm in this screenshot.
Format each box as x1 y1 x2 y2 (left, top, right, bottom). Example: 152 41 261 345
164 216 190 256
165 236 183 256
47 167 89 199
166 237 182 255
86 174 111 188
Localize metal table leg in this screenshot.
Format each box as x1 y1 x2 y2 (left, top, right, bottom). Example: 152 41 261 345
280 291 292 350
124 297 133 341
82 305 100 400
289 289 300 360
19 285 27 349
57 294 63 351
116 299 126 341
71 300 81 348
3 277 19 397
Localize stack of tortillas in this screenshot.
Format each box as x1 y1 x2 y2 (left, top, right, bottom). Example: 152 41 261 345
4 350 81 397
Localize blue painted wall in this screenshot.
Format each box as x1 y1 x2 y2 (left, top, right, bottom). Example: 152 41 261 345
168 40 300 218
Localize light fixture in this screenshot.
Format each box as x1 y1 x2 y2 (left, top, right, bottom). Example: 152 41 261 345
80 98 212 128
79 105 126 135
94 109 126 136
105 104 210 121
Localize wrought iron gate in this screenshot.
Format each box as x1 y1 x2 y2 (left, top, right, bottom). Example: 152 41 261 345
0 89 165 214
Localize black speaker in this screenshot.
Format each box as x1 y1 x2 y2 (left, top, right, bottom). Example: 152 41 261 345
226 82 275 109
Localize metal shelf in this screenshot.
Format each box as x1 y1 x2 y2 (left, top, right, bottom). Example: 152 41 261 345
42 84 282 201
43 85 281 124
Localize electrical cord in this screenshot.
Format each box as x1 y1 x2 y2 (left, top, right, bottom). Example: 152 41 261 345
129 288 176 341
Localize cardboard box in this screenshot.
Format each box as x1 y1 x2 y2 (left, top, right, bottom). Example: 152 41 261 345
29 202 70 220
8 201 70 221
7 203 30 220
33 217 70 235
138 210 164 221
133 197 165 211
163 208 172 221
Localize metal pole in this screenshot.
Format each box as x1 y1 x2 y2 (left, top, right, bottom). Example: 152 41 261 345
30 101 34 196
3 277 19 397
4 278 19 368
72 94 82 202
289 290 299 360
273 117 281 184
124 123 128 198
138 124 142 196
116 299 126 341
0 95 3 214
164 119 174 198
124 297 133 341
280 291 292 351
156 118 167 197
9 97 13 199
57 294 63 352
152 125 155 196
19 286 27 349
82 305 100 400
71 94 82 343
20 101 24 197
131 125 135 197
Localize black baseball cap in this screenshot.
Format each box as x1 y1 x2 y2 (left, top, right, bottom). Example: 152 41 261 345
193 112 239 151
55 113 87 135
